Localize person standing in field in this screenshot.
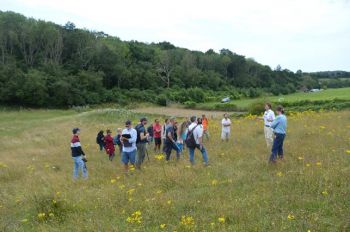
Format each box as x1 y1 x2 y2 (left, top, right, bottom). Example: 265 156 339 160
135 118 149 170
153 119 162 153
121 120 137 173
187 116 209 166
96 130 105 151
269 105 287 163
164 117 180 161
113 128 123 155
71 128 88 180
104 129 115 161
202 114 210 141
221 113 231 142
260 103 275 148
176 121 188 155
161 118 169 153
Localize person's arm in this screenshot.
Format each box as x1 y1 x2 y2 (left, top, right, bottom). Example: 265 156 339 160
128 130 137 144
271 117 279 129
140 128 149 140
167 129 175 143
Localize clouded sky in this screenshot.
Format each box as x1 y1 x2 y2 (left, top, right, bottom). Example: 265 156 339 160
1 0 350 72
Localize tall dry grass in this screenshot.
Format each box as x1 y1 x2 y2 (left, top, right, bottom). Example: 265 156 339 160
0 109 349 231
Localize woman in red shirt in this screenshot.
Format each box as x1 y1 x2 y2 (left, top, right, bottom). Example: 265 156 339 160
104 129 115 161
152 119 162 153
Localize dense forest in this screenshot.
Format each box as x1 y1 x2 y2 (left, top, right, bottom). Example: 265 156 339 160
0 11 323 107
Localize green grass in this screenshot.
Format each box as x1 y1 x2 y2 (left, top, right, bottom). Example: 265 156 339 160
197 87 350 110
1 109 350 231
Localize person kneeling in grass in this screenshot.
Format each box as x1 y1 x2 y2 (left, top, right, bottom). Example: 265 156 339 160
104 129 115 161
70 128 88 180
269 106 287 163
121 120 137 173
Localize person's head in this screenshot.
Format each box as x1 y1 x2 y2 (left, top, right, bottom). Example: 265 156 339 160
197 117 202 124
202 114 206 119
224 113 228 119
180 121 187 131
190 116 197 123
125 120 132 129
165 118 169 124
106 129 112 135
265 103 272 111
140 117 148 126
117 128 122 134
169 117 176 125
155 119 159 124
72 128 80 135
99 130 104 134
276 105 285 115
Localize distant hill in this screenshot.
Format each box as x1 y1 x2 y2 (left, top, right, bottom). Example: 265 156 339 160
307 71 350 79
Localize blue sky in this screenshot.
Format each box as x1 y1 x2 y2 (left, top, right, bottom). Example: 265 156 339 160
1 0 350 72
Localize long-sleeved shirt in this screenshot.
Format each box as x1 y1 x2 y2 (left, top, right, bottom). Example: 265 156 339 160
271 114 287 134
121 128 137 152
71 135 85 157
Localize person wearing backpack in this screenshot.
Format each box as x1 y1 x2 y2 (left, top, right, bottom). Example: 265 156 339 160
96 130 105 151
164 117 180 161
187 116 209 166
135 118 149 170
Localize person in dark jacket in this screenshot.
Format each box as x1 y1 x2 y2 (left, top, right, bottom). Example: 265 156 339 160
104 129 115 161
96 130 105 151
113 128 123 155
71 128 88 179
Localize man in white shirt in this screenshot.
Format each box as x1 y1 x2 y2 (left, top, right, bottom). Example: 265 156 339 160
261 103 275 148
188 116 209 166
121 120 137 173
221 113 231 142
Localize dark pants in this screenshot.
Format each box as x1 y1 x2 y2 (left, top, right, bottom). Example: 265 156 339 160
98 142 104 151
269 133 286 161
164 142 180 161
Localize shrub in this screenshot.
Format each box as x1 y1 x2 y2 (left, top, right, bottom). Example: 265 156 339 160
156 94 167 106
248 101 265 115
184 101 197 109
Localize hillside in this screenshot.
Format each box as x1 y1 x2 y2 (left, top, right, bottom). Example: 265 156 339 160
0 11 302 107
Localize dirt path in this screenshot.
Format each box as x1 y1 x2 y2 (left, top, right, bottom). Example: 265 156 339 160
131 107 240 119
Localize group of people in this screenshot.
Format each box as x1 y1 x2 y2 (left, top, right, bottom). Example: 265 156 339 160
70 104 287 179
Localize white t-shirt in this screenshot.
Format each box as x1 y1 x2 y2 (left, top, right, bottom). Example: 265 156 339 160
121 128 137 152
188 123 203 144
263 109 275 127
221 118 231 132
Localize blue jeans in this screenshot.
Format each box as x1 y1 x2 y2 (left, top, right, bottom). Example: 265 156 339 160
189 145 208 165
269 133 286 161
122 149 136 165
72 156 88 179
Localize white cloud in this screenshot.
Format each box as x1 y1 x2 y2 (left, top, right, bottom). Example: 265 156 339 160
1 0 350 71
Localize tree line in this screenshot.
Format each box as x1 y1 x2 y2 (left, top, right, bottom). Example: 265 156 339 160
0 11 303 107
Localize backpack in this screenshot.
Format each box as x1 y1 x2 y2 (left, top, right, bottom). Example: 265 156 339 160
185 125 198 149
135 124 146 143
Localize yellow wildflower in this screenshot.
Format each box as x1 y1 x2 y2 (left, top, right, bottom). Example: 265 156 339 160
49 213 54 217
346 150 350 155
297 156 304 160
276 172 283 177
218 217 225 223
37 212 46 219
21 219 28 223
167 200 172 205
160 224 166 229
316 162 322 166
322 190 328 196
287 214 295 220
180 215 195 226
111 179 117 184
306 163 311 167
211 179 218 185
155 154 165 160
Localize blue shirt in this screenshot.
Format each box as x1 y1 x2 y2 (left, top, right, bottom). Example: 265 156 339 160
271 114 287 134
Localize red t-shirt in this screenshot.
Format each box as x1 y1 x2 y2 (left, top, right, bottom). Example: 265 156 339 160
153 123 162 138
104 135 115 154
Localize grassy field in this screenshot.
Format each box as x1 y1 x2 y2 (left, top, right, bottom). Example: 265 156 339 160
196 87 350 110
1 108 350 231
